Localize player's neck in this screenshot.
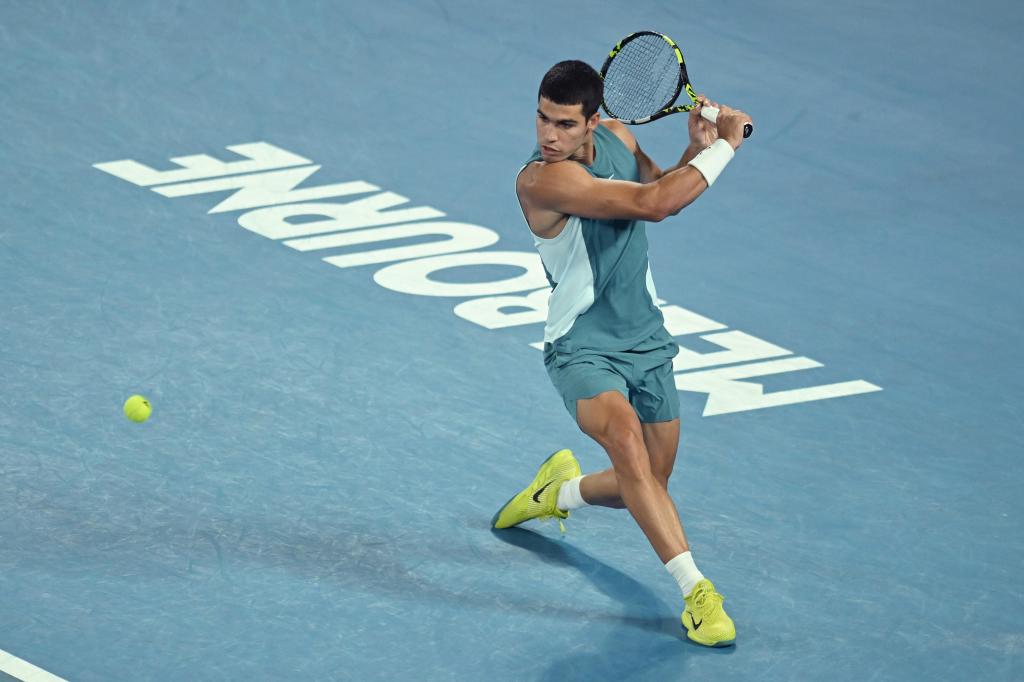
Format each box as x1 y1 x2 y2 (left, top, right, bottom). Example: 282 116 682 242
568 131 597 167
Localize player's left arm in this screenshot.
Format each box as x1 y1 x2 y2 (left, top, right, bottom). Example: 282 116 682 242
625 95 738 217
661 95 726 176
604 95 728 186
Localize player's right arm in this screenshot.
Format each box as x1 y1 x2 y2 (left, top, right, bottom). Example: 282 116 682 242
517 159 710 224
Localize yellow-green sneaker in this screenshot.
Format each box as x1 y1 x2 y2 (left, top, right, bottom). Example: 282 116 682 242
681 579 736 647
491 449 581 531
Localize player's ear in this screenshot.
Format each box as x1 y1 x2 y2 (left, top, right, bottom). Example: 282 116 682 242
587 111 600 132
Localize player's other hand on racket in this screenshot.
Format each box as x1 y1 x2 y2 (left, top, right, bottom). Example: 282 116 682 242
688 95 720 148
713 103 754 150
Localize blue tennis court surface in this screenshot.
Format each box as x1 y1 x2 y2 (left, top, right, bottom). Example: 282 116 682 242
2 1 1021 680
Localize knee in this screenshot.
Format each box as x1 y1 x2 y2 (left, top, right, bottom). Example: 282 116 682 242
603 428 652 482
601 422 641 454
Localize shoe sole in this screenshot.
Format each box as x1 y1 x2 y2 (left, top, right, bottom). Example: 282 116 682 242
683 627 735 648
491 449 571 529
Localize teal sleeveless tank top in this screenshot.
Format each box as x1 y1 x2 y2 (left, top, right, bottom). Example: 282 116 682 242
522 123 667 354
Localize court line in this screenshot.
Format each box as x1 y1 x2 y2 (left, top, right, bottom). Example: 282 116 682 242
0 648 67 682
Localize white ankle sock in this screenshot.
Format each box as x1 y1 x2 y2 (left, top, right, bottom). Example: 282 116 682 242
556 475 587 512
665 551 705 597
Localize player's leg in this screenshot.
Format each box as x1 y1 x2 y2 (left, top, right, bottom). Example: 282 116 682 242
573 417 681 509
641 418 683 531
492 350 626 530
641 418 680 485
574 389 688 562
572 467 624 508
568 393 734 647
634 358 735 647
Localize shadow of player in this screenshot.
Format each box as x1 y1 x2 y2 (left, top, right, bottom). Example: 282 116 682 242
491 526 735 681
490 526 678 637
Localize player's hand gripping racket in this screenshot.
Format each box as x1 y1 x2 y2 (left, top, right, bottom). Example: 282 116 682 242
600 31 753 138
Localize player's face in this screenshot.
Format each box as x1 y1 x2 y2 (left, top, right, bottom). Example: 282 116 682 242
536 97 599 162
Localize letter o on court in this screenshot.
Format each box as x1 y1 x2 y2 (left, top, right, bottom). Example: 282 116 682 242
373 251 548 297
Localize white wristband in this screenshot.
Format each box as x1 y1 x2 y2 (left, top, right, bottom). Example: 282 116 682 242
687 138 735 187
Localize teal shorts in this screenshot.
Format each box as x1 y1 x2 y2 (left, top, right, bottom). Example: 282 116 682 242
543 326 681 424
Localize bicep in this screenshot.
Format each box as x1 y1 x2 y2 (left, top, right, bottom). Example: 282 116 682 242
525 164 661 222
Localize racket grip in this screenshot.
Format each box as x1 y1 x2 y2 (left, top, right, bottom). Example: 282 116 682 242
700 105 753 138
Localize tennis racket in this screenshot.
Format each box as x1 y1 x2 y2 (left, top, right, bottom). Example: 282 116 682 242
600 30 753 138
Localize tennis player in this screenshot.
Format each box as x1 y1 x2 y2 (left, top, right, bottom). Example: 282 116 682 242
492 60 751 647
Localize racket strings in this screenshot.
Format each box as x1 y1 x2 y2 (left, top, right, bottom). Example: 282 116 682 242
602 34 680 120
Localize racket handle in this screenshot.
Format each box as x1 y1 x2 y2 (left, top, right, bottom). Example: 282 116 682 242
700 105 753 138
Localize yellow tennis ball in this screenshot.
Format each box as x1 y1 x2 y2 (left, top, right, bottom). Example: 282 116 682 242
124 395 152 423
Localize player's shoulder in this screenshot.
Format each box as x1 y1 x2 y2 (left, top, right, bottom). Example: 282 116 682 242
517 159 589 196
599 119 638 152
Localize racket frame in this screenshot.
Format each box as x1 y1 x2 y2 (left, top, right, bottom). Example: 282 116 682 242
599 30 702 126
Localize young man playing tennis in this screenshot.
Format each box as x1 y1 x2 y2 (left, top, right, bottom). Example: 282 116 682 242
492 60 752 647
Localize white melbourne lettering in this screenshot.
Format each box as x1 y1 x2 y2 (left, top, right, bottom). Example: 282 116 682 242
93 142 310 186
675 357 883 416
297 223 502 270
0 645 69 682
153 165 380 214
454 288 550 329
374 252 547 297
93 141 882 416
673 331 792 371
237 194 445 240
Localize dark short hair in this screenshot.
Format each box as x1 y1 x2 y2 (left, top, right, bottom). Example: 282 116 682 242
538 60 603 119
